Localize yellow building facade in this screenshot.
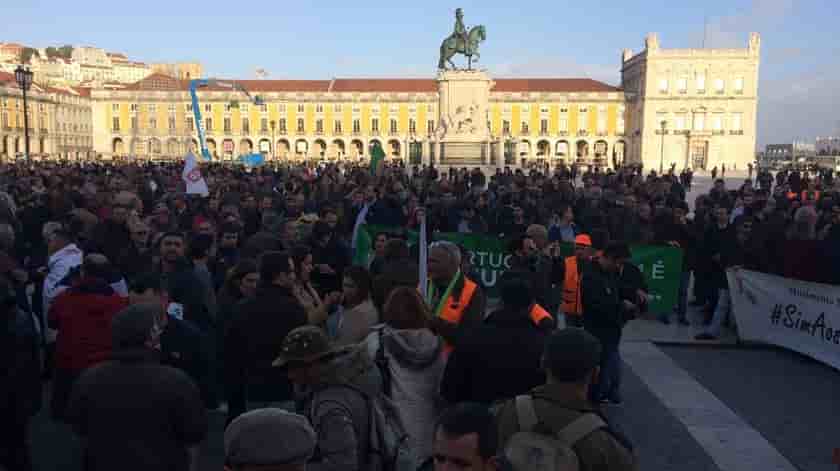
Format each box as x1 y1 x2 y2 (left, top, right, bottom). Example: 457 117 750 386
0 71 93 160
91 74 628 167
0 33 759 171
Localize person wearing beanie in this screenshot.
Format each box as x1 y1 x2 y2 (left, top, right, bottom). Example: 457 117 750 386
65 303 207 471
224 408 316 471
495 328 636 471
440 273 547 405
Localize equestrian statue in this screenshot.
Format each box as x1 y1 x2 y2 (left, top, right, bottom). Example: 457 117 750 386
438 8 487 70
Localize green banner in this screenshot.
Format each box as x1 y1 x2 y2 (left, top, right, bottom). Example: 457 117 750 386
353 225 683 313
629 245 684 314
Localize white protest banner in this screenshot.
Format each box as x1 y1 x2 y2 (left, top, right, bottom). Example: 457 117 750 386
182 152 209 197
728 269 840 371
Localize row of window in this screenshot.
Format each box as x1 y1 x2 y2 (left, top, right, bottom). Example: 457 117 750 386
110 113 628 137
117 102 438 115
500 116 626 136
656 112 743 131
113 116 433 135
501 104 621 116
658 76 745 95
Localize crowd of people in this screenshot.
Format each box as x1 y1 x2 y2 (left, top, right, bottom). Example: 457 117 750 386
1 157 838 471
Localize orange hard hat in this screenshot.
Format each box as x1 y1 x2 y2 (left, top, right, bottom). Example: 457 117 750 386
574 234 592 247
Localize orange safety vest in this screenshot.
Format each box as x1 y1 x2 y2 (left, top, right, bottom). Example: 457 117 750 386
438 278 478 325
529 303 553 324
561 256 583 316
435 277 478 353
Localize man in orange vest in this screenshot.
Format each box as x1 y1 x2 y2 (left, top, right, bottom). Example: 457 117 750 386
554 234 594 327
426 241 486 349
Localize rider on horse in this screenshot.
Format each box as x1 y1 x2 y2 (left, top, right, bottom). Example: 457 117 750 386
453 8 469 55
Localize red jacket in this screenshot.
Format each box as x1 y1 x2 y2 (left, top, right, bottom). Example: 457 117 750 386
48 277 129 371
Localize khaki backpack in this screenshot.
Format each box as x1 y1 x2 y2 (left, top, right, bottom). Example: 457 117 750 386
504 395 606 471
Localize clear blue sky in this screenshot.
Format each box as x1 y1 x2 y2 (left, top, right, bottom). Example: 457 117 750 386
2 0 837 147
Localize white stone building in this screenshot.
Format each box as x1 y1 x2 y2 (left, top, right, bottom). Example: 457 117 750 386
621 32 760 171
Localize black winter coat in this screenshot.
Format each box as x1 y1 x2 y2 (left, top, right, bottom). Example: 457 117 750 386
65 348 207 471
224 284 308 422
582 264 625 346
440 308 547 405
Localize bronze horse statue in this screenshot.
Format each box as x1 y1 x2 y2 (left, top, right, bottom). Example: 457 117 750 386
438 25 487 70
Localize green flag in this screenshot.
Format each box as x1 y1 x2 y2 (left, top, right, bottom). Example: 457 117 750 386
352 224 372 267
369 141 386 176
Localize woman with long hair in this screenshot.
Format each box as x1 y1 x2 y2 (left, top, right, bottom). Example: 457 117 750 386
362 287 446 464
291 245 340 325
330 266 377 346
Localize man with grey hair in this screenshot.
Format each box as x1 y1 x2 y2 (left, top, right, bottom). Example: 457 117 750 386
425 240 485 350
224 408 317 471
66 303 207 471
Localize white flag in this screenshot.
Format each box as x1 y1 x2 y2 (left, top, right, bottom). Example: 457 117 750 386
182 152 209 197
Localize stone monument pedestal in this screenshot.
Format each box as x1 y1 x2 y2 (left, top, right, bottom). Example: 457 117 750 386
434 69 494 166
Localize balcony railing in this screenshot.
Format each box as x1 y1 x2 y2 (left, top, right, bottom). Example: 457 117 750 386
577 130 588 137
712 130 725 135
729 130 744 135
655 130 668 135
557 131 569 137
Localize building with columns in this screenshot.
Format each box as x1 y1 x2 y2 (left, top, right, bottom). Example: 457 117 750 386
91 73 629 167
621 32 760 171
0 71 93 160
0 32 760 170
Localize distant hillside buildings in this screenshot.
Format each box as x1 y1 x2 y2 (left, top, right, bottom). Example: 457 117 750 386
0 42 202 88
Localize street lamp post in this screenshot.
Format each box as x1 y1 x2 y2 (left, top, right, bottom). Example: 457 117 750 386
270 120 276 161
15 66 33 162
659 119 667 175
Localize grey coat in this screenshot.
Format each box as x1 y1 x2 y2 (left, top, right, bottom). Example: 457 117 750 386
364 325 447 463
334 299 379 347
300 344 383 471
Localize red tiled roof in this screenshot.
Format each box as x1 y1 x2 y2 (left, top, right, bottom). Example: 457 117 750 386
107 52 128 59
233 80 331 92
118 75 620 94
0 71 14 83
122 73 181 91
330 78 437 93
123 74 331 92
492 78 619 93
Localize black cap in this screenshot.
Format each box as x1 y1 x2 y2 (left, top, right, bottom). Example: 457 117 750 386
543 328 602 382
